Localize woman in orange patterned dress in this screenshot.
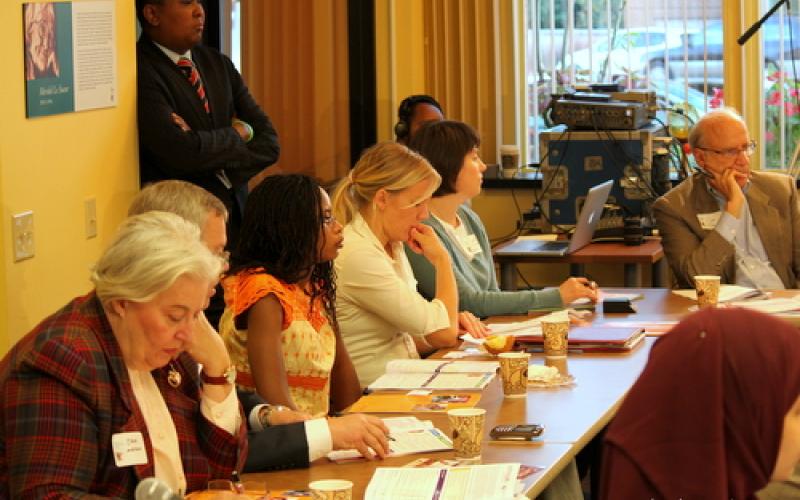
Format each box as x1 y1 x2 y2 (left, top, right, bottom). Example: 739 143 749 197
220 175 362 418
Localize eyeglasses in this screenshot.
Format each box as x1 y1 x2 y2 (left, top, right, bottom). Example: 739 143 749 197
322 214 337 226
695 140 757 160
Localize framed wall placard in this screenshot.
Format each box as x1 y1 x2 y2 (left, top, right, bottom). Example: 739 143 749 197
23 0 116 118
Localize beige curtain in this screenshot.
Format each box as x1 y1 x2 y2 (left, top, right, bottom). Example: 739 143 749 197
423 0 499 159
241 0 350 184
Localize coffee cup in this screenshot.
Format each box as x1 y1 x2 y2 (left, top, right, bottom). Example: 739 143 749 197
447 408 486 459
500 144 520 178
541 317 570 357
694 275 721 308
497 352 530 397
309 479 353 500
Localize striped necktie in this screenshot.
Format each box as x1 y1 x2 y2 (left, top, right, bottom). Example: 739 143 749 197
177 56 210 114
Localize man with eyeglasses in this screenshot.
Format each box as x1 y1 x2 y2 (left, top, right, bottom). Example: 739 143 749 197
654 107 800 289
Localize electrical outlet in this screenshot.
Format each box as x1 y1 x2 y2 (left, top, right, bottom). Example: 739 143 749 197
85 198 97 239
12 211 34 261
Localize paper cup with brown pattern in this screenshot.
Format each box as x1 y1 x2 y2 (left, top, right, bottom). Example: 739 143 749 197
541 318 570 358
309 479 353 500
498 352 530 397
447 408 486 459
694 275 721 308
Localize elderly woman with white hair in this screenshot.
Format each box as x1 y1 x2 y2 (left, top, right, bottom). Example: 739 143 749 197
0 211 246 498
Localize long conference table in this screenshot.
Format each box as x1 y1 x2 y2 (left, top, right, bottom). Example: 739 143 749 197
241 288 736 498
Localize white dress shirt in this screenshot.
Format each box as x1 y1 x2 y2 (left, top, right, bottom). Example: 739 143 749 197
247 406 333 462
335 213 450 386
710 184 785 290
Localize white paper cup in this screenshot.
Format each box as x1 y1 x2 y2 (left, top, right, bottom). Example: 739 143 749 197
694 275 721 308
447 408 486 459
541 318 570 357
500 144 520 178
498 352 530 397
309 479 353 500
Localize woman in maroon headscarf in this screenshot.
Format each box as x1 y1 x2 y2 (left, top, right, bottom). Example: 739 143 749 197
600 307 800 499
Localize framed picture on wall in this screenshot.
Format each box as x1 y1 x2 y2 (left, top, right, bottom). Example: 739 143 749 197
23 0 117 118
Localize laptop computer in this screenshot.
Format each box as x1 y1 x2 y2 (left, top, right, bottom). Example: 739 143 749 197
495 179 614 257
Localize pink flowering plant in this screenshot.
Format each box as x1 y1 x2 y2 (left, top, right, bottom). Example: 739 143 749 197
763 66 800 168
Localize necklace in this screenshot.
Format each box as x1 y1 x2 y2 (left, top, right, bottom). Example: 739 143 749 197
167 362 182 388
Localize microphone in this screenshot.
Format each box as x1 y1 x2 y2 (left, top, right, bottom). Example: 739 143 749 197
134 477 182 500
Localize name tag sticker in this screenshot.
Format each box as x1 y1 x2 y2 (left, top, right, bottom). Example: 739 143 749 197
697 211 721 230
460 234 483 255
112 431 148 467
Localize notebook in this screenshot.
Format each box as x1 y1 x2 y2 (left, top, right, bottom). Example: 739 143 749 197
327 417 452 462
365 463 520 500
367 360 498 391
516 325 646 352
495 179 614 256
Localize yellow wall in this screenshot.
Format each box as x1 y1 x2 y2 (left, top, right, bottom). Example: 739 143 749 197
0 148 7 346
375 0 427 142
0 0 139 351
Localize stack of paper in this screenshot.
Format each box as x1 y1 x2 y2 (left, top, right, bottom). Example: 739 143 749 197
365 463 521 500
672 285 764 302
484 318 542 337
327 417 452 462
726 297 800 314
462 310 573 344
368 360 498 391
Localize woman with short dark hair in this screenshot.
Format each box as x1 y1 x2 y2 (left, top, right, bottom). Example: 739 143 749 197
407 120 598 317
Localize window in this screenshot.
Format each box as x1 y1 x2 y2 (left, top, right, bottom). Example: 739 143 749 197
220 0 242 70
526 0 724 163
759 2 800 170
525 0 800 171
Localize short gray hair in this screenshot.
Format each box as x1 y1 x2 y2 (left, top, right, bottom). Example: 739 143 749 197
92 211 223 305
688 107 746 150
128 180 228 229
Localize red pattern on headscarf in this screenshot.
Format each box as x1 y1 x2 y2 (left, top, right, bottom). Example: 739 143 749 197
601 307 800 500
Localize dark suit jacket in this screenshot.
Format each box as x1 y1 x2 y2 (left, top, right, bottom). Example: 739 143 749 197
0 292 247 498
653 171 800 288
237 391 311 472
136 35 279 242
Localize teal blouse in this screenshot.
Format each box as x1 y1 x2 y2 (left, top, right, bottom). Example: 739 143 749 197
405 205 563 317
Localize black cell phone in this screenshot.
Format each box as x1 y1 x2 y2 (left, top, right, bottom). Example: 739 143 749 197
489 424 545 441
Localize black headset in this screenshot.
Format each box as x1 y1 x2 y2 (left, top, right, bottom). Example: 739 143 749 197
394 95 443 141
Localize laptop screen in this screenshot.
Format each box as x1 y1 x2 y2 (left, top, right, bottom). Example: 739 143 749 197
566 180 614 252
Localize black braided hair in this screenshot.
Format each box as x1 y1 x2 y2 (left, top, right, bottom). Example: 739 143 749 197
229 174 337 330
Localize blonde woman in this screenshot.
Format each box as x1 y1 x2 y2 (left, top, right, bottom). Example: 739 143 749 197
332 142 485 387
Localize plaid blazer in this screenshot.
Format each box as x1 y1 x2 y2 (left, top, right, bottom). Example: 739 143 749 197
0 292 248 498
